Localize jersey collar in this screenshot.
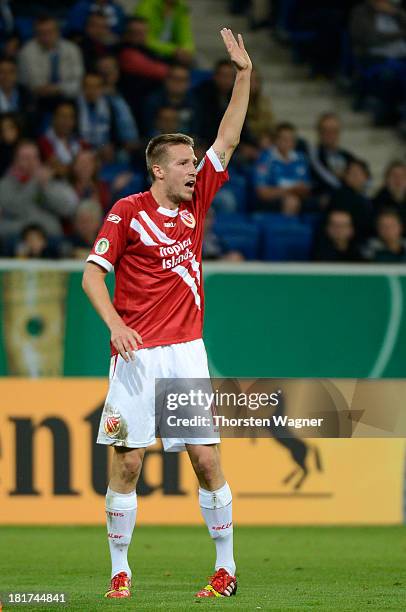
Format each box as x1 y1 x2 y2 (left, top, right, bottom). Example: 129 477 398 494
148 190 179 217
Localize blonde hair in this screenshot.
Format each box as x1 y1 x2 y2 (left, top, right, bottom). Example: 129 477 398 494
145 133 194 180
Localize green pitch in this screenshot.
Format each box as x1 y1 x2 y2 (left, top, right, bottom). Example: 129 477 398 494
1 526 405 611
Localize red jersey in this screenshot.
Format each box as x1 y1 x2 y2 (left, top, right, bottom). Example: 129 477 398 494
87 147 228 352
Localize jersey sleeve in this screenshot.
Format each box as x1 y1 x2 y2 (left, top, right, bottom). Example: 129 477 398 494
86 199 131 272
193 147 229 216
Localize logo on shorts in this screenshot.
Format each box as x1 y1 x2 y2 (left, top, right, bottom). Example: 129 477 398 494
179 210 196 229
107 213 121 224
104 415 121 437
95 238 110 255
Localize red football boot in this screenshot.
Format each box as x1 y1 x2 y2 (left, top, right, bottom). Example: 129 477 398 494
104 571 131 598
195 567 237 598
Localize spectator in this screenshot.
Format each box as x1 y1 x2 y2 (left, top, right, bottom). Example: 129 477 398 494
363 210 406 261
0 113 23 176
0 140 78 239
13 223 61 259
39 102 83 178
0 1 19 62
308 113 356 200
143 63 194 136
77 72 132 153
135 0 195 65
152 106 181 135
18 16 84 112
351 0 406 124
245 67 274 148
288 0 348 77
118 17 170 125
68 198 103 259
65 0 125 37
0 58 33 118
327 158 373 238
253 122 311 215
96 55 140 150
70 149 110 211
313 209 362 261
202 208 244 261
373 160 406 227
0 0 14 43
79 12 117 72
193 60 235 144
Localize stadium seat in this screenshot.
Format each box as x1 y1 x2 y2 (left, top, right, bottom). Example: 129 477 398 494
262 224 313 261
213 170 248 213
190 68 213 88
213 218 260 260
214 211 248 225
99 162 131 184
252 212 302 229
301 212 322 229
114 173 146 200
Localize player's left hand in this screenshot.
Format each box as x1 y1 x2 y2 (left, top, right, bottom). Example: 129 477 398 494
220 28 252 72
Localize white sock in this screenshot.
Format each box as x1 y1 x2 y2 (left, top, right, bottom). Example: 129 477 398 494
106 486 137 578
199 482 236 577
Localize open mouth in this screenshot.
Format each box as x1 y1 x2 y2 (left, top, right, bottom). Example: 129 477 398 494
185 179 196 189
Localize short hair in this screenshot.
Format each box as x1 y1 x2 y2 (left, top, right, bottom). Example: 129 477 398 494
14 138 38 154
0 57 16 67
275 121 296 136
86 11 107 22
384 160 405 181
376 209 403 225
317 112 340 130
35 15 58 27
327 209 353 223
126 16 147 28
346 157 370 178
145 133 194 180
214 59 234 72
83 72 102 83
21 223 47 240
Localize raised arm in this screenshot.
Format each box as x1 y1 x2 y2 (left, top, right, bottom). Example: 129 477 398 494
212 28 252 169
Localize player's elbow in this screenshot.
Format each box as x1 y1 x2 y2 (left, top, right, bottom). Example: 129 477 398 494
82 267 90 295
82 263 96 295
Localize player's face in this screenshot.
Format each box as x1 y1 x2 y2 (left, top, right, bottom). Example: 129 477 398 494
160 144 197 203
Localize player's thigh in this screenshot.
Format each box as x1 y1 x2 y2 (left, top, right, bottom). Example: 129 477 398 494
169 338 210 378
98 350 159 448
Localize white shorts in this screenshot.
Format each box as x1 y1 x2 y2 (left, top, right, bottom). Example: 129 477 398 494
97 338 221 452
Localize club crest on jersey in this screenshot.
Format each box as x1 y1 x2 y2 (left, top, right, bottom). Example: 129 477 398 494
95 238 110 255
179 210 196 229
104 414 121 437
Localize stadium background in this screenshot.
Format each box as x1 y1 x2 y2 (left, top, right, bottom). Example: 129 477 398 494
0 1 406 568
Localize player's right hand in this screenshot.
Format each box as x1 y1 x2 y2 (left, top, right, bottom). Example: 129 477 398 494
110 322 143 363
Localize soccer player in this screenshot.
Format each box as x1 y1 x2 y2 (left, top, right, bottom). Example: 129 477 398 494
82 28 252 600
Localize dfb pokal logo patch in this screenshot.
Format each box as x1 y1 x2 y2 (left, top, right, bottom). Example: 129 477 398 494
180 210 196 229
104 414 121 437
95 237 110 255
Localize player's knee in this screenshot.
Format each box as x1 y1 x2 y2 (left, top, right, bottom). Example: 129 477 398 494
195 452 220 485
116 451 143 485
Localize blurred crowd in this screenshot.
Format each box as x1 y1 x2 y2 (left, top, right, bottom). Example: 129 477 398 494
0 0 405 263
